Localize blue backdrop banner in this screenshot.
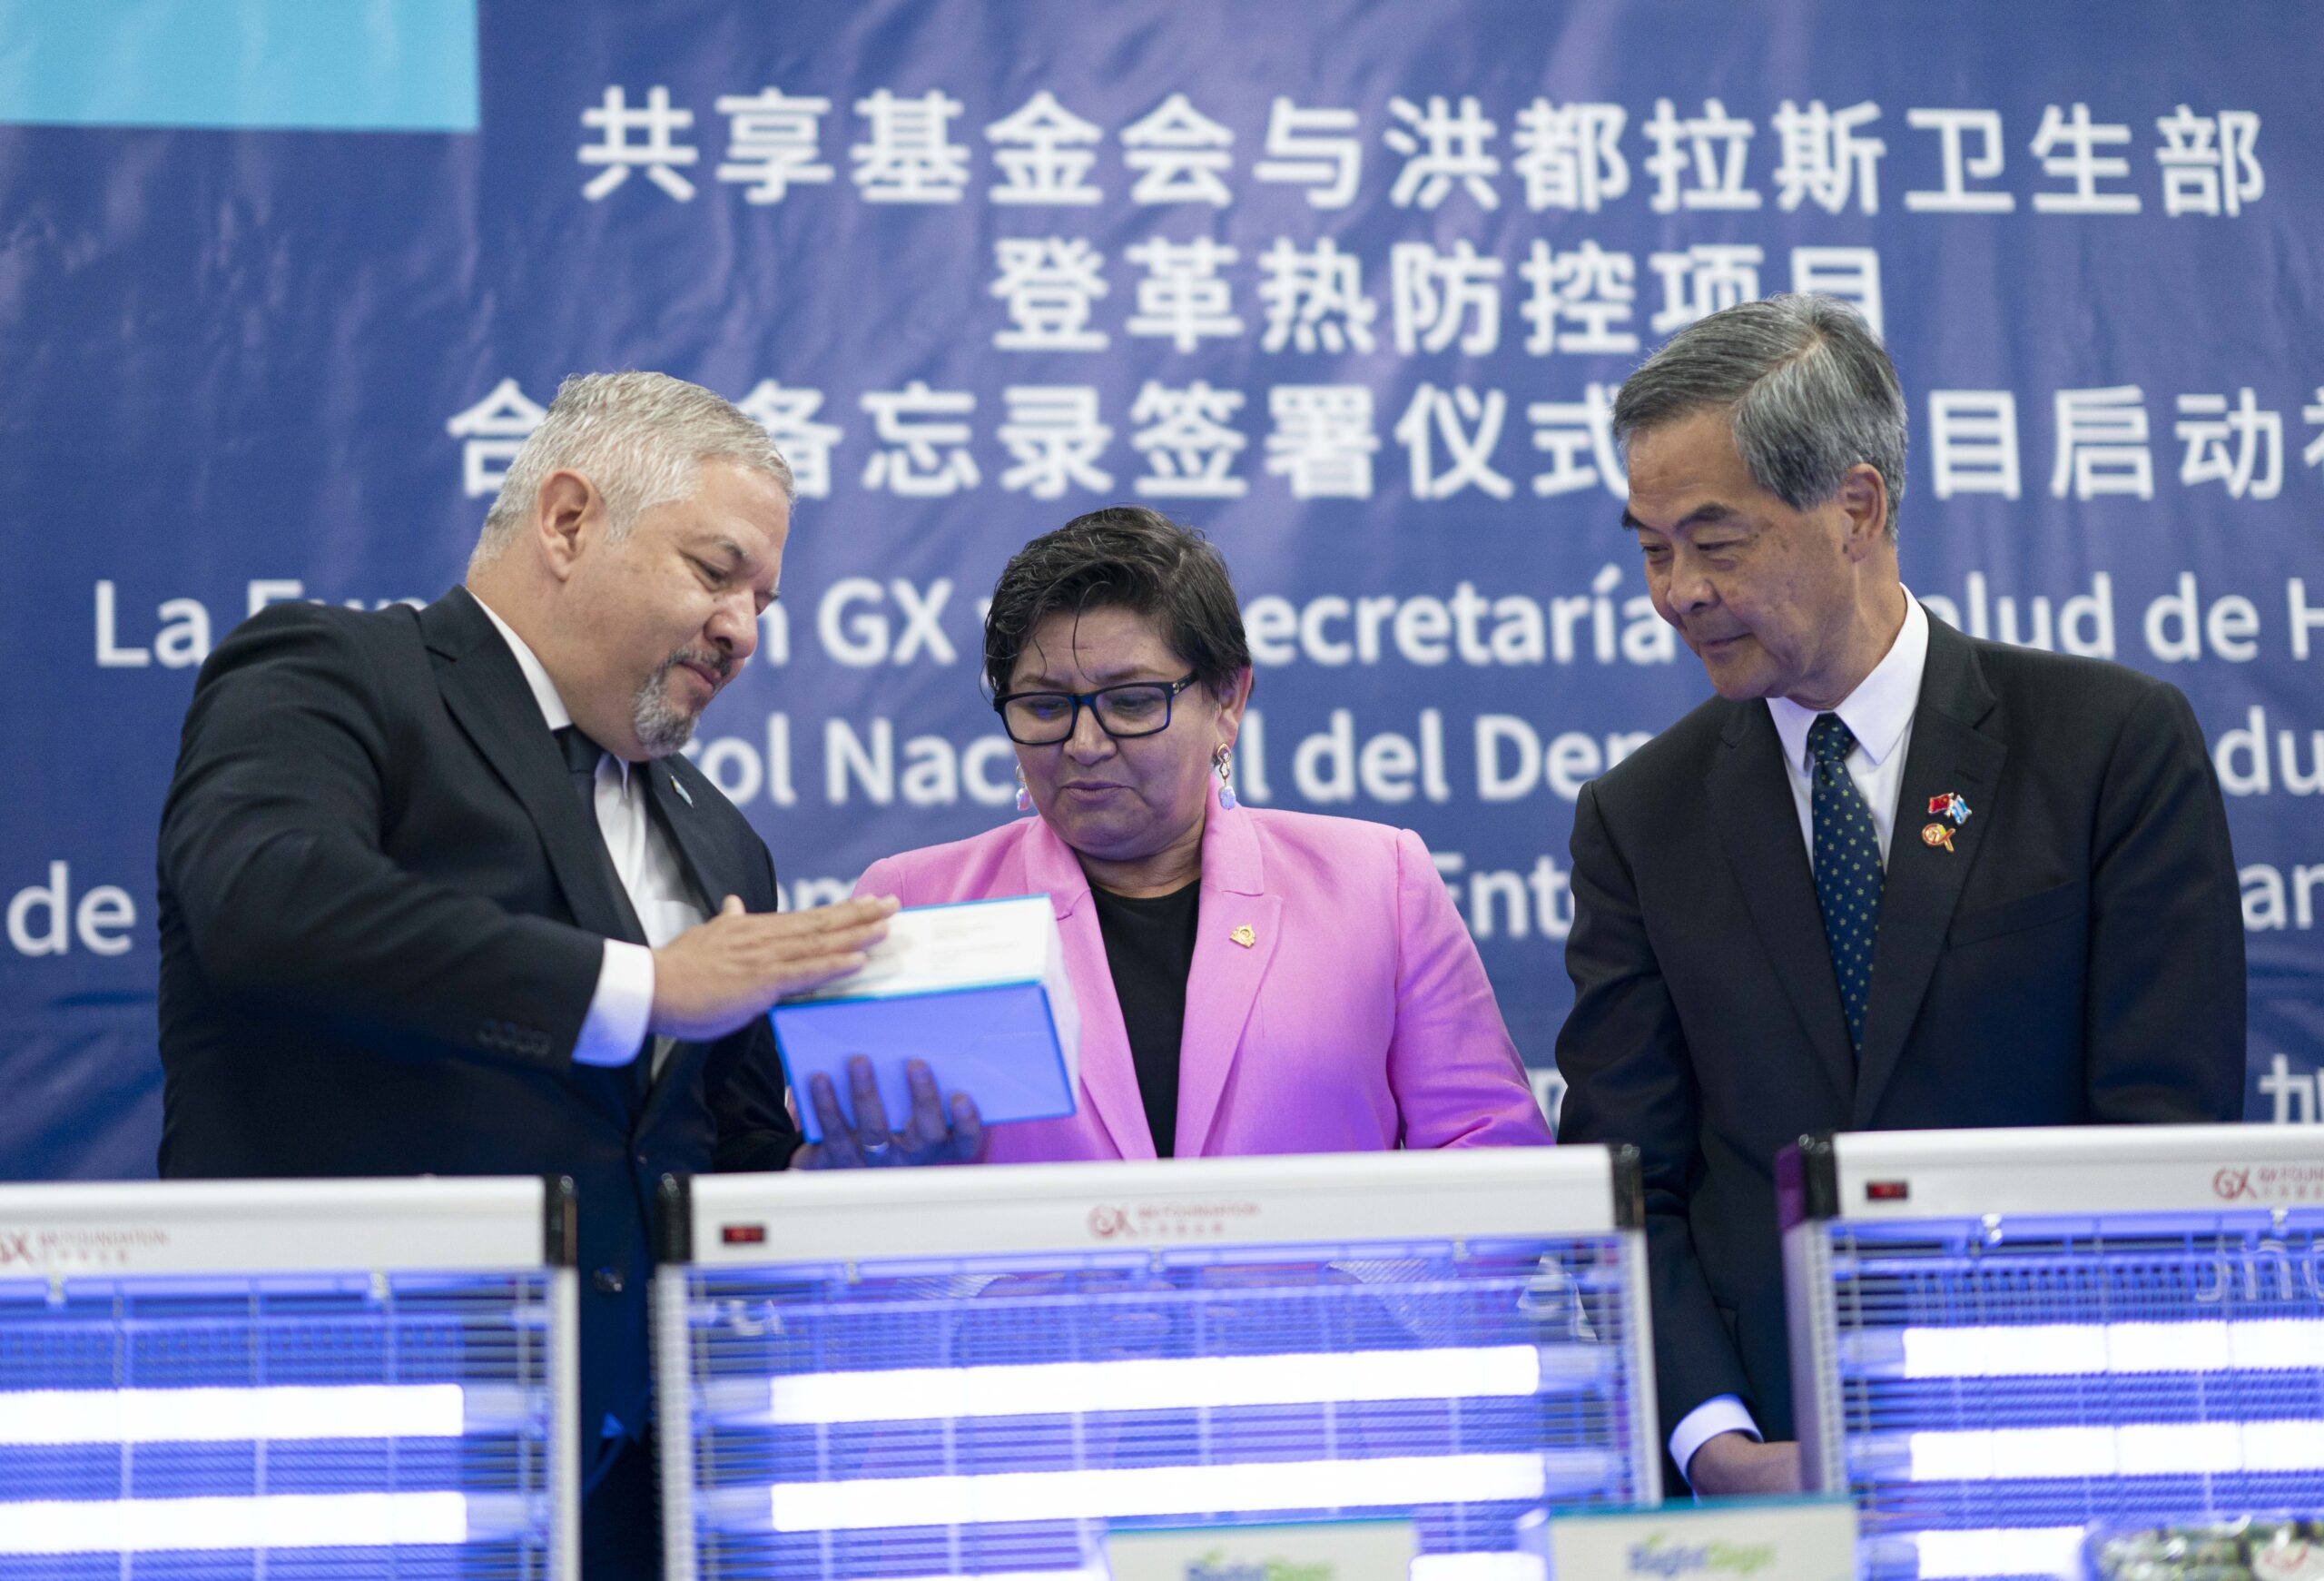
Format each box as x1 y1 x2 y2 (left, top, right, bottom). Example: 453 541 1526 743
4 2 2319 1178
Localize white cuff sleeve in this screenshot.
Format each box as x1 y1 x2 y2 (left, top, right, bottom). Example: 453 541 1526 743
1669 1396 1762 1491
572 939 655 1067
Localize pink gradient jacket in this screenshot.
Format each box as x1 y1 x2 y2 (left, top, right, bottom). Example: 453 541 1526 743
854 788 1552 1161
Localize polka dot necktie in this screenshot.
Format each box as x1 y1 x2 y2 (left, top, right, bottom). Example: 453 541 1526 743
1808 713 1883 1055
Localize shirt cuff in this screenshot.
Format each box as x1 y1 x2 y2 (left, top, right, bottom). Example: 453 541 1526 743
1670 1396 1762 1492
572 939 654 1067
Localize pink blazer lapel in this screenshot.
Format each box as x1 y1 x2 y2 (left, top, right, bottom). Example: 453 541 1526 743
1024 818 1156 1161
1176 788 1278 1157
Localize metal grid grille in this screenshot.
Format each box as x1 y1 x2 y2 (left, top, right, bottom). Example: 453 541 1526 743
1821 1209 2324 1581
664 1235 1649 1581
0 1269 562 1580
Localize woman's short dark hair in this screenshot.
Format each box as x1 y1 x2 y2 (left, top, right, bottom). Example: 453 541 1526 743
984 506 1251 700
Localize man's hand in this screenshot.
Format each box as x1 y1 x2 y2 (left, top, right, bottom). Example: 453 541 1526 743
793 1055 986 1169
649 894 897 1042
1686 1432 1801 1496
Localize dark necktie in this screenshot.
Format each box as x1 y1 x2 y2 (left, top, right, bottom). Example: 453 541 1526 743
553 725 646 947
554 724 605 819
554 724 655 1094
1808 713 1883 1054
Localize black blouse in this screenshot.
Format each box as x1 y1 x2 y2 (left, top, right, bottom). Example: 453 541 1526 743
1087 880 1200 1157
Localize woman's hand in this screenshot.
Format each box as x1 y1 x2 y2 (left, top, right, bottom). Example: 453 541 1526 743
793 1055 987 1168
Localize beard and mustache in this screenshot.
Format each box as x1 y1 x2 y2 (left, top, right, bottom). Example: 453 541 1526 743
631 645 734 756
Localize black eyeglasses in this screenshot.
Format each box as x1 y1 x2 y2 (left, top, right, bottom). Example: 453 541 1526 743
992 673 1200 746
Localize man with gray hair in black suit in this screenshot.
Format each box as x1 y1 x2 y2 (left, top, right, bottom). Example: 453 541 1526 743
1554 294 2244 1496
158 371 982 1575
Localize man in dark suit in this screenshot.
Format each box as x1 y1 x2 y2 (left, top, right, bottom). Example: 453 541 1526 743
157 371 981 1576
1554 296 2245 1496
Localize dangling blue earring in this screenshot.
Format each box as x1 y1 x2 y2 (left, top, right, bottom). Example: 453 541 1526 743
1213 744 1238 810
1015 765 1033 814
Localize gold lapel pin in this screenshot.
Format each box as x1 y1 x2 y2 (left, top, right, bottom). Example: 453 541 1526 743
1230 924 1256 949
1921 822 1955 853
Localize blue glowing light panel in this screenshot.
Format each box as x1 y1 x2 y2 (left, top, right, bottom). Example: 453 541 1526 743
655 1150 1655 1581
1782 1127 2324 1581
0 1177 578 1579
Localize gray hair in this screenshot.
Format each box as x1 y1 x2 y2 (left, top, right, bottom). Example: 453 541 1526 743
468 371 793 571
1611 293 1907 541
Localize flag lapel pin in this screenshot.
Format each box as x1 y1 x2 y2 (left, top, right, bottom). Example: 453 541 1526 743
1926 791 1971 825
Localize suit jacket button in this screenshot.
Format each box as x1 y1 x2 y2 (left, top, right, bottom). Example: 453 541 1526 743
592 1267 625 1295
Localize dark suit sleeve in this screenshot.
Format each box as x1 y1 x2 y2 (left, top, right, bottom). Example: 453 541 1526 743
160 606 602 1067
712 840 805 1171
2083 682 2246 1122
1555 779 1756 1441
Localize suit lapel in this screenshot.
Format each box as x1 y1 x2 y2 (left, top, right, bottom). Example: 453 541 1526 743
1025 822 1155 1160
1174 790 1276 1157
422 588 638 1130
1709 702 1857 1110
426 590 636 944
639 761 730 917
1852 620 2005 1127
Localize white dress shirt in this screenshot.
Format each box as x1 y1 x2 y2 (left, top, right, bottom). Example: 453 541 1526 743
474 598 707 1072
1667 593 1929 1487
1766 595 1929 877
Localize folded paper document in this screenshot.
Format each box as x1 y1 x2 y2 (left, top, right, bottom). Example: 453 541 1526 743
770 895 1081 1143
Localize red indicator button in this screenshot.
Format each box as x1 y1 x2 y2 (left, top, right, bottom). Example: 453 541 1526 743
1866 1181 1910 1201
721 1223 768 1244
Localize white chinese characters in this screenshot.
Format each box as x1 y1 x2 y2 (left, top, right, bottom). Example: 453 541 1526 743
572 86 2265 217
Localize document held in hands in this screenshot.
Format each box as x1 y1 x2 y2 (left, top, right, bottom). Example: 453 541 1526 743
770 895 1081 1143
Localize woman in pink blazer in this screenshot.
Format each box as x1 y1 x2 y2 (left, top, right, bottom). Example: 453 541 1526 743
842 506 1551 1163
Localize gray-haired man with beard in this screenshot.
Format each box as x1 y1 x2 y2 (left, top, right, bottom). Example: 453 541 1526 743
157 371 981 1576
